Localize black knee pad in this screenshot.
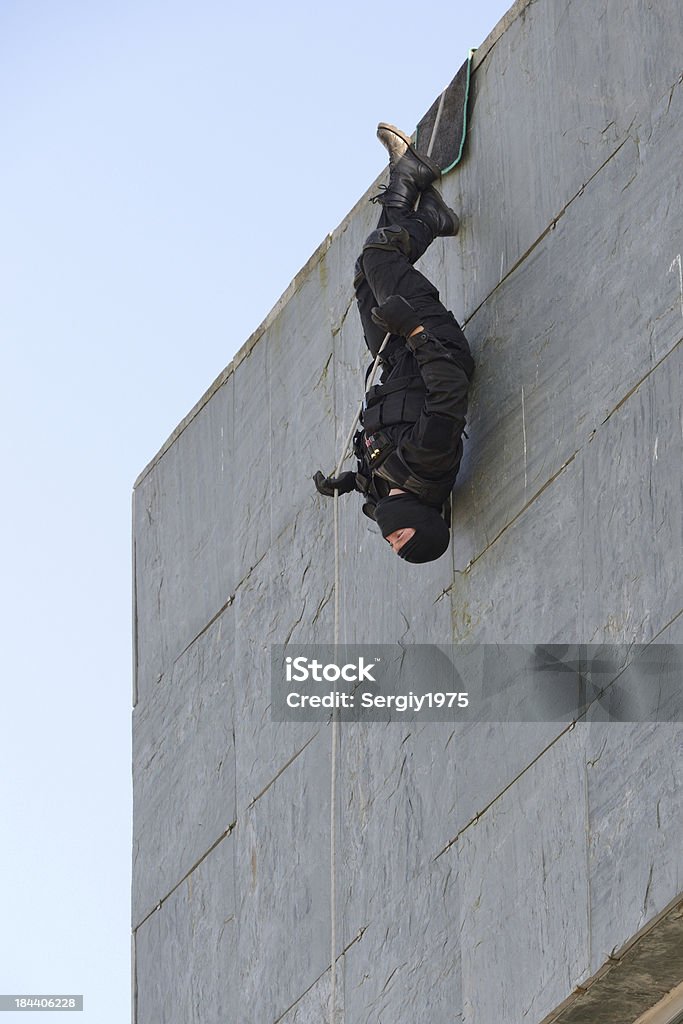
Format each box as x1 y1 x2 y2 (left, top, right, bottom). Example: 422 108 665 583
362 225 411 256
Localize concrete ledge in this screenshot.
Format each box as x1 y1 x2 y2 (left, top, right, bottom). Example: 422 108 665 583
542 895 683 1024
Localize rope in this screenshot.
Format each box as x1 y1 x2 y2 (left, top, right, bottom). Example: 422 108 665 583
331 488 340 1024
328 100 446 1024
330 339 391 1024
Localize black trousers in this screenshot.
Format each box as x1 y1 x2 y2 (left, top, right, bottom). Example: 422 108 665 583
355 205 468 358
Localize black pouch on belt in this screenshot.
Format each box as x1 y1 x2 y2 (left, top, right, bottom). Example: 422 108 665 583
363 430 395 468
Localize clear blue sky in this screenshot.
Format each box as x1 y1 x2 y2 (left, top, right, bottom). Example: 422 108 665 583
1 1 513 1019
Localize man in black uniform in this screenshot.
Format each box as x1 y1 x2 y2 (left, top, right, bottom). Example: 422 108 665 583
314 124 474 564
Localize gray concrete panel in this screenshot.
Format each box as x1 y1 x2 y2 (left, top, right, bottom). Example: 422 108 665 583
447 346 682 645
338 719 567 946
276 974 332 1024
338 722 455 941
259 259 339 551
231 335 273 587
656 613 683 643
450 450 583 641
134 832 235 1024
444 719 568 839
132 610 236 925
342 858 461 1024
133 376 235 703
457 727 590 1024
232 730 331 1023
231 539 330 812
580 344 683 643
230 213 374 593
586 722 683 974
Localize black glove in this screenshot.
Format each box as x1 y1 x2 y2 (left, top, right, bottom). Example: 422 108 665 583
370 295 422 338
313 470 357 497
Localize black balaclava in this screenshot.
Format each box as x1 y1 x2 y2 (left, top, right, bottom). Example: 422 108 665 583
375 494 450 564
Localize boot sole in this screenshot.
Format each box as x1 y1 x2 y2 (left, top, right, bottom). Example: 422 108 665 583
377 122 441 179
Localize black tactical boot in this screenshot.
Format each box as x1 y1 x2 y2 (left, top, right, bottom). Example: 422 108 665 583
414 186 460 238
375 122 441 210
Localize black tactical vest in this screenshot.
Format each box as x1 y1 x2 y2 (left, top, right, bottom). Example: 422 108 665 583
357 367 454 510
362 374 425 434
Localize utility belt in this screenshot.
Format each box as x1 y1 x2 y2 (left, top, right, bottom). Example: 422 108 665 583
355 428 448 508
357 428 394 470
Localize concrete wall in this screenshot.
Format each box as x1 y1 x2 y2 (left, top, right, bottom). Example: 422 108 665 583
132 0 683 1021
